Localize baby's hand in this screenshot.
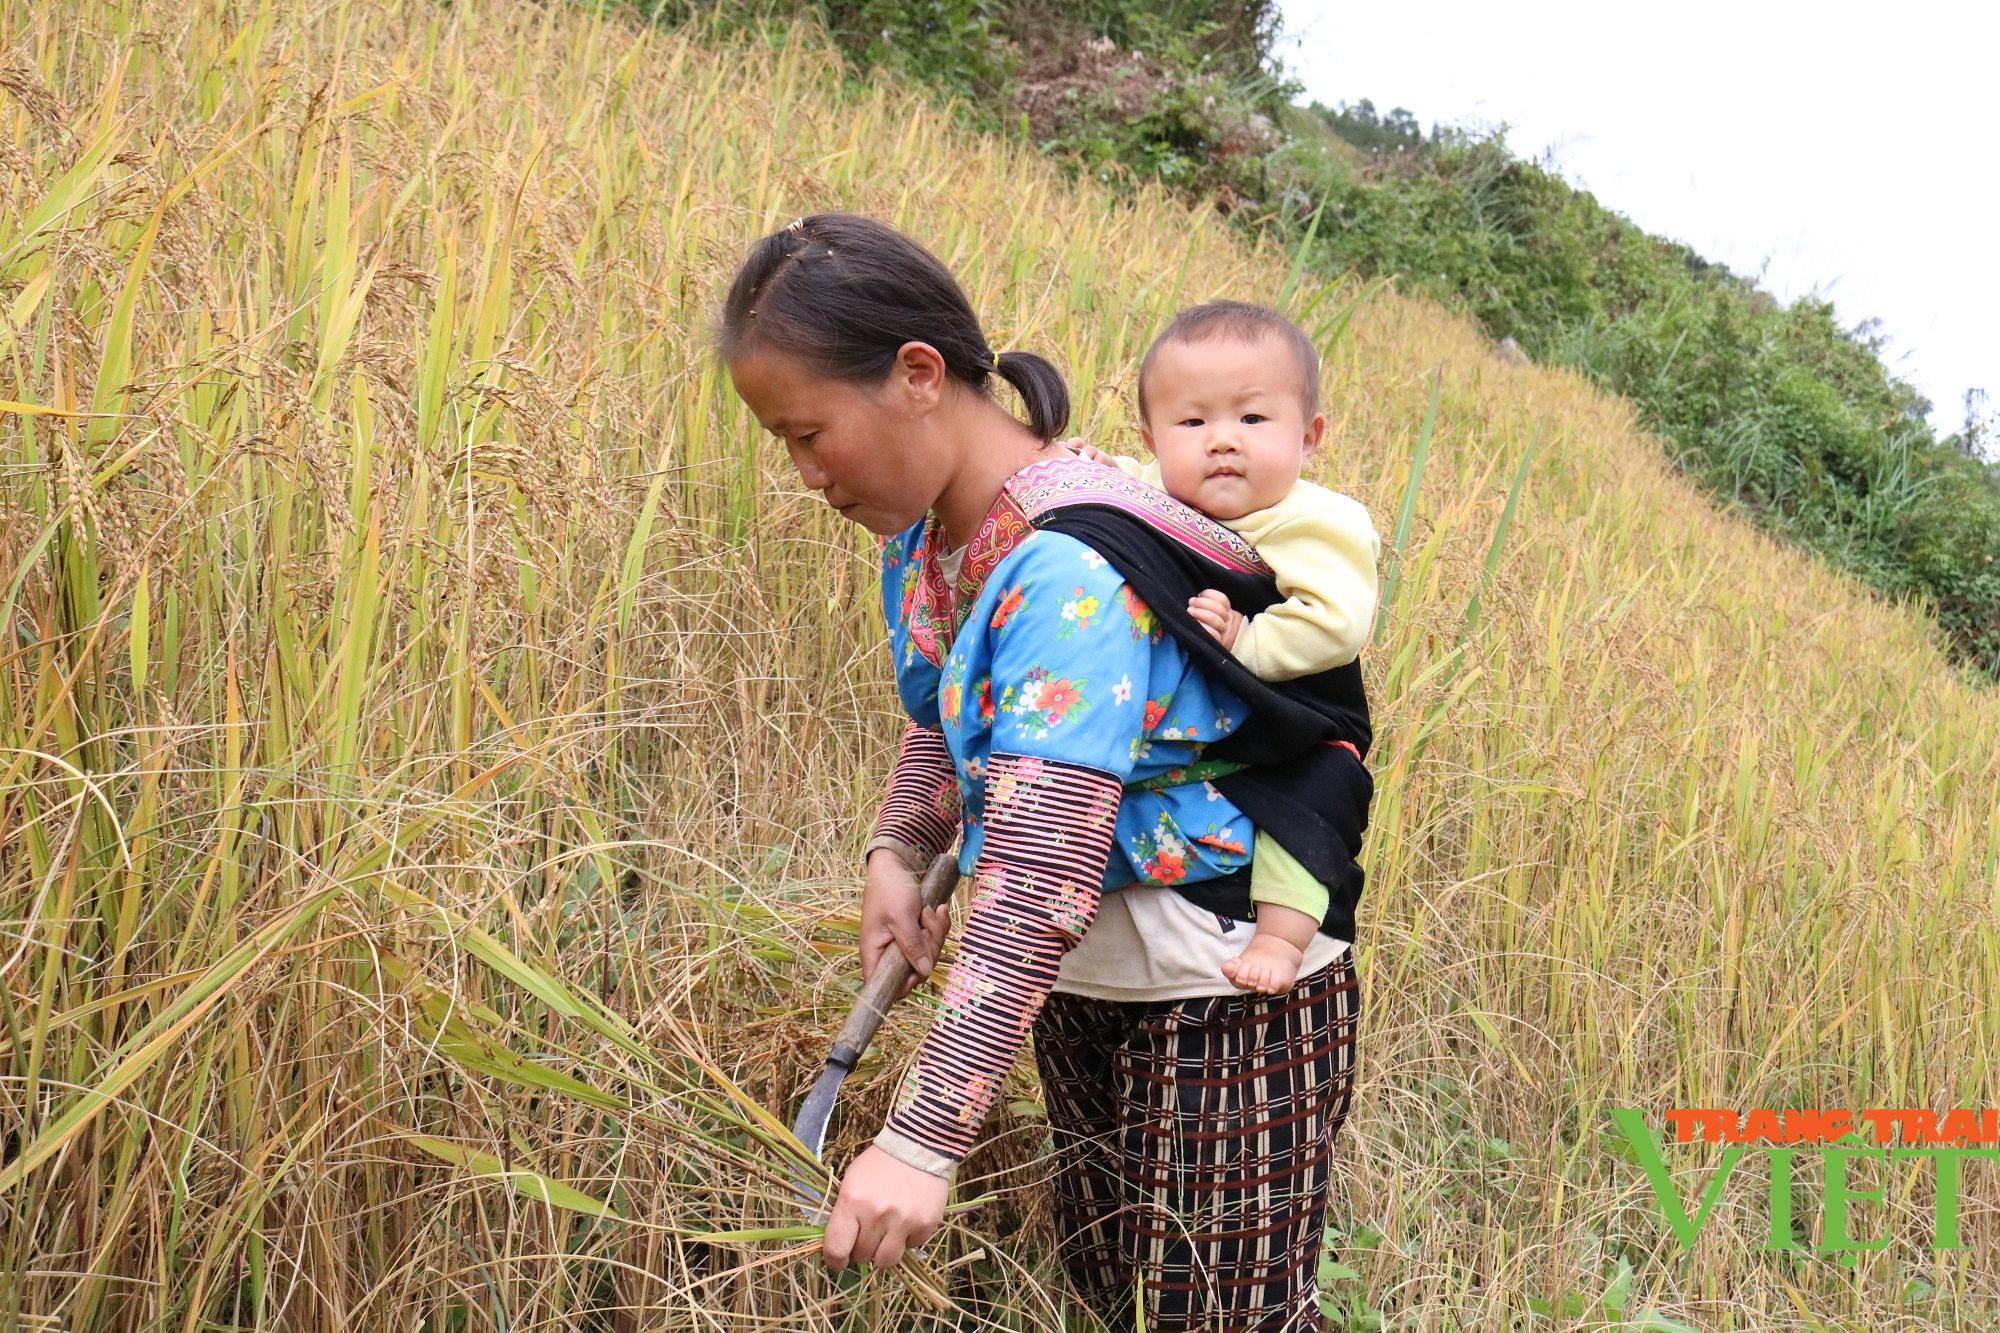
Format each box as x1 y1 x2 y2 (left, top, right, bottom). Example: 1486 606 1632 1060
1187 589 1244 650
1057 436 1118 467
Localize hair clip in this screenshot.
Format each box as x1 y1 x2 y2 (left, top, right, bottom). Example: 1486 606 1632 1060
785 217 805 233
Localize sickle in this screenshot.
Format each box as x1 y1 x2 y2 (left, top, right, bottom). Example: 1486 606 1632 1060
791 852 960 1209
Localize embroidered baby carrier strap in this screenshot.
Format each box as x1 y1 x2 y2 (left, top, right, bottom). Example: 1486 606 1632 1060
900 454 1256 669
1005 455 1271 575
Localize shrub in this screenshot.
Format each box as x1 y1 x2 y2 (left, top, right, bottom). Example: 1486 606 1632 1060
1295 136 2000 675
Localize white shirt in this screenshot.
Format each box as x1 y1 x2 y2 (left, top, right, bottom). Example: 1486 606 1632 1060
1055 886 1348 1002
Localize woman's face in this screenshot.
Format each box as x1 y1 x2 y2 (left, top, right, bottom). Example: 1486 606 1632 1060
728 345 951 537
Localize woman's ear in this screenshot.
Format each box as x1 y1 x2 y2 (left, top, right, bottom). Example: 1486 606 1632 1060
886 341 950 414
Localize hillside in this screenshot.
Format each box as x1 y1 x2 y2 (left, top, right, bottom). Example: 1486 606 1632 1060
717 0 2000 676
1 2 1996 1329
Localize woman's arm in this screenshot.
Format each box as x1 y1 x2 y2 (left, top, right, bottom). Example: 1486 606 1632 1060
824 751 1122 1269
875 750 1121 1164
865 723 960 874
827 533 1149 1265
864 527 961 983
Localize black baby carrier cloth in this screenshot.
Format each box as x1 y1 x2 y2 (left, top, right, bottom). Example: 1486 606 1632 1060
1035 503 1374 942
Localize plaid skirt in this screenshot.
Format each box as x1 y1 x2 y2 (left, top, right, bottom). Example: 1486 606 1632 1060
1033 952 1361 1333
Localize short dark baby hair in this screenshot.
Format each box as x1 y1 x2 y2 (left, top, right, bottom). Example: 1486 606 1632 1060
1137 299 1321 424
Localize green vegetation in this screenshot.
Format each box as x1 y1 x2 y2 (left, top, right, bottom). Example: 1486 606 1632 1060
1289 129 2000 675
635 0 1293 198
699 0 2000 676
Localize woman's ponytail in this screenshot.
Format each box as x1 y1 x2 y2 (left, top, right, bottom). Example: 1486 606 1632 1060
994 350 1069 441
721 213 1070 441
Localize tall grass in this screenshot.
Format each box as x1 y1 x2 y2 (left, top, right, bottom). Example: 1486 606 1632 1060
0 2 1995 1329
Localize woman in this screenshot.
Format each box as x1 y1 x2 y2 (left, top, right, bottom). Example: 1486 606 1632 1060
721 214 1369 1332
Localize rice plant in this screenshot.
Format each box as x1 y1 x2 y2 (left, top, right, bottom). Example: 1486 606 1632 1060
0 2 1995 1329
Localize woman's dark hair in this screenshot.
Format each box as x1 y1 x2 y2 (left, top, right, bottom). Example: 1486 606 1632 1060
720 213 1069 440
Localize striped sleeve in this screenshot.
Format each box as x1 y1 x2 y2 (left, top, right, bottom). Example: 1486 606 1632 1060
877 750 1121 1165
864 724 962 872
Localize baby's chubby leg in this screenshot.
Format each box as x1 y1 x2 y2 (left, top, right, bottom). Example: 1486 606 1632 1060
1221 902 1318 994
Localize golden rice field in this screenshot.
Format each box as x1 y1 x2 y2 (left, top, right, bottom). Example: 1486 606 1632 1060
2 1 1997 1328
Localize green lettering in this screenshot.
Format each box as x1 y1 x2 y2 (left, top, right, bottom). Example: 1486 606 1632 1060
1763 1148 1801 1250
1822 1147 1892 1255
1896 1146 2000 1250
1609 1109 1747 1249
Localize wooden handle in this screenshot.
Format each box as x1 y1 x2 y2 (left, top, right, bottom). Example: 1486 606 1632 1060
829 853 960 1066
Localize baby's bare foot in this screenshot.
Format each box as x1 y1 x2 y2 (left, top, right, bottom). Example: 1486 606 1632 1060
1221 933 1305 994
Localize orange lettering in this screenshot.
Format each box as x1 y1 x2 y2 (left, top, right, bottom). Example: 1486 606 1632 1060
1936 1109 1981 1144
1860 1109 1903 1143
1741 1109 1783 1142
1664 1109 1704 1143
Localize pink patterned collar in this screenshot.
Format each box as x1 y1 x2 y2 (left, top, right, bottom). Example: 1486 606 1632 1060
901 454 1269 668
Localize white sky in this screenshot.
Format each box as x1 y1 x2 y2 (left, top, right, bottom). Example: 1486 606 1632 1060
1279 0 1997 433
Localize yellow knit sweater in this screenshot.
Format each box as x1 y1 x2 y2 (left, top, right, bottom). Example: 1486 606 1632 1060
1111 456 1382 680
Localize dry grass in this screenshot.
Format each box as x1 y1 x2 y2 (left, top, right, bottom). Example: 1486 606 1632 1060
0 1 1996 1329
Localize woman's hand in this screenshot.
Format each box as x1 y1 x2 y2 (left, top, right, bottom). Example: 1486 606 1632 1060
860 849 952 997
821 1146 950 1270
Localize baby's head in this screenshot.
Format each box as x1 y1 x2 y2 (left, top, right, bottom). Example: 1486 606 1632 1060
1136 301 1325 521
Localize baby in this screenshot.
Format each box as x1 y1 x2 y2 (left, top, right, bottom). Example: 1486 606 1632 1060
1077 300 1380 993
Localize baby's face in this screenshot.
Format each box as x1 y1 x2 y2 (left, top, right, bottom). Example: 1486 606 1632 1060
1141 334 1324 521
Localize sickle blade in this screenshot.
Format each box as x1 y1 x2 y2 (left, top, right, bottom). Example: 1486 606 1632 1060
792 1062 848 1161
789 1062 849 1213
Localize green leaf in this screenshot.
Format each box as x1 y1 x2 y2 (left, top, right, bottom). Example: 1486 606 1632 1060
432 1030 627 1112
1601 1257 1633 1315
89 197 166 448
680 1222 825 1243
1276 192 1328 315
4 119 127 279
1628 1313 1699 1333
1375 367 1441 645
0 887 340 1194
403 1134 621 1219
129 563 149 693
